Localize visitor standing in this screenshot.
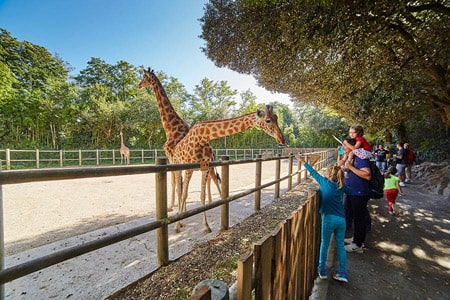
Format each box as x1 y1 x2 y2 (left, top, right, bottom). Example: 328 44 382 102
394 143 408 187
404 143 416 183
341 138 371 253
373 144 390 172
296 154 350 282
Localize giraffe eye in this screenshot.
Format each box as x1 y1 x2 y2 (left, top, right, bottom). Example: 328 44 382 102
265 119 271 124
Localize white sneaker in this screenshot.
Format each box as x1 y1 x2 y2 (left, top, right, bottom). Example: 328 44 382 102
399 182 406 187
345 242 364 253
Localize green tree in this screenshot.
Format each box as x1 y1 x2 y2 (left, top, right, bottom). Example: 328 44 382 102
0 29 71 147
188 78 238 122
200 0 450 130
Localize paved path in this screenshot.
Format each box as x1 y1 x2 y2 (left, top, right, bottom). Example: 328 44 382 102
311 182 450 300
3 160 293 299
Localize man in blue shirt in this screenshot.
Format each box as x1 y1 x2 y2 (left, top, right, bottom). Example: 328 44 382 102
341 138 371 253
373 144 389 172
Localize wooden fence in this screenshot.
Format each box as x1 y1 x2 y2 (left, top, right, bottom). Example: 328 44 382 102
0 149 335 299
189 189 320 300
0 148 329 170
0 148 290 170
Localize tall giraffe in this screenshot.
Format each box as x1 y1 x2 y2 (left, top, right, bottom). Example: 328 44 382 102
137 68 221 212
172 104 285 233
119 128 130 165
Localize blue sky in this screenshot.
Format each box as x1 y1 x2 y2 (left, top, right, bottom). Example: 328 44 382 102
0 0 291 106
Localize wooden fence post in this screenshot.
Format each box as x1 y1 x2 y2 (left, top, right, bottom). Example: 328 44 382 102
59 150 63 167
288 153 293 191
36 149 39 169
96 149 99 165
235 251 253 300
78 150 82 166
255 155 262 211
112 149 115 165
220 156 229 231
275 154 281 198
5 149 10 171
155 158 169 266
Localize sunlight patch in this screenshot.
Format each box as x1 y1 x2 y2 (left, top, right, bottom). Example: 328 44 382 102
435 256 450 269
433 224 450 235
381 253 407 266
422 237 450 253
412 247 431 260
377 241 409 253
399 223 411 229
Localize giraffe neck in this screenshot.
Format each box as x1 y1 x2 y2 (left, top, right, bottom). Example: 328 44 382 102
120 133 125 147
190 113 257 143
151 77 189 139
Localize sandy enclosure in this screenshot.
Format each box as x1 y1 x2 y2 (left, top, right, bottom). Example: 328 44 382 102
3 160 294 299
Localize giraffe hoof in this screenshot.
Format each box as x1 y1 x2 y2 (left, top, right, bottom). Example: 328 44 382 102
204 227 212 233
168 207 174 212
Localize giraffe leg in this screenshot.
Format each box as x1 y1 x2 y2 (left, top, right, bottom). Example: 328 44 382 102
200 169 212 233
209 167 222 203
168 171 177 212
176 170 192 233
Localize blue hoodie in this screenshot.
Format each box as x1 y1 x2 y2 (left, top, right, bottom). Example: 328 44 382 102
304 163 349 218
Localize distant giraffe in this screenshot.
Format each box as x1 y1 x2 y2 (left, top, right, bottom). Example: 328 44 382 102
119 128 130 165
172 105 285 233
137 68 221 213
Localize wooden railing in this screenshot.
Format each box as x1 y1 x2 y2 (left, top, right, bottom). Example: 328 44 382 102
0 150 335 299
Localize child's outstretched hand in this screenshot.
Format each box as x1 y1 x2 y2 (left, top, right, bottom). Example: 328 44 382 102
309 154 321 166
295 153 305 163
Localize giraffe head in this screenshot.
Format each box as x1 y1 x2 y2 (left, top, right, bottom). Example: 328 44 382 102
137 68 156 89
256 105 285 145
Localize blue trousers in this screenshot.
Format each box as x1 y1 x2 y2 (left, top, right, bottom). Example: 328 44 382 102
346 195 370 247
319 214 347 274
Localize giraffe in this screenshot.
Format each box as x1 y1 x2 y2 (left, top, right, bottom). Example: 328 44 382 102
119 128 130 165
172 104 285 233
137 68 221 212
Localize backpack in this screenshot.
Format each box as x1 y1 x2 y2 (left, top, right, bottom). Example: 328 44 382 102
368 160 385 199
407 149 416 163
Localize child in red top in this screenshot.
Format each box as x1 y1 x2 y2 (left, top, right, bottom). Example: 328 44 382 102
347 125 371 151
343 125 373 164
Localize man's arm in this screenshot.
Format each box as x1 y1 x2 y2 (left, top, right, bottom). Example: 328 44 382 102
344 158 371 180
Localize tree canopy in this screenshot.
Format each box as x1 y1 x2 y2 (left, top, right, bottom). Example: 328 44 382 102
200 0 450 130
1 25 448 162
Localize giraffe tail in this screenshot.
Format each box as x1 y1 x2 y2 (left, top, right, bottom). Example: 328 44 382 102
210 167 221 184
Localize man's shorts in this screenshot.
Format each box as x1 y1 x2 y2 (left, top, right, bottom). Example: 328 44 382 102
396 163 406 176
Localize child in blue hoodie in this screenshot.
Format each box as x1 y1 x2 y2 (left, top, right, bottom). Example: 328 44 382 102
296 154 350 283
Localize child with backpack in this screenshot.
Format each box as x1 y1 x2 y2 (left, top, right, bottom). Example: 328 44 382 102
296 154 350 283
384 166 404 215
